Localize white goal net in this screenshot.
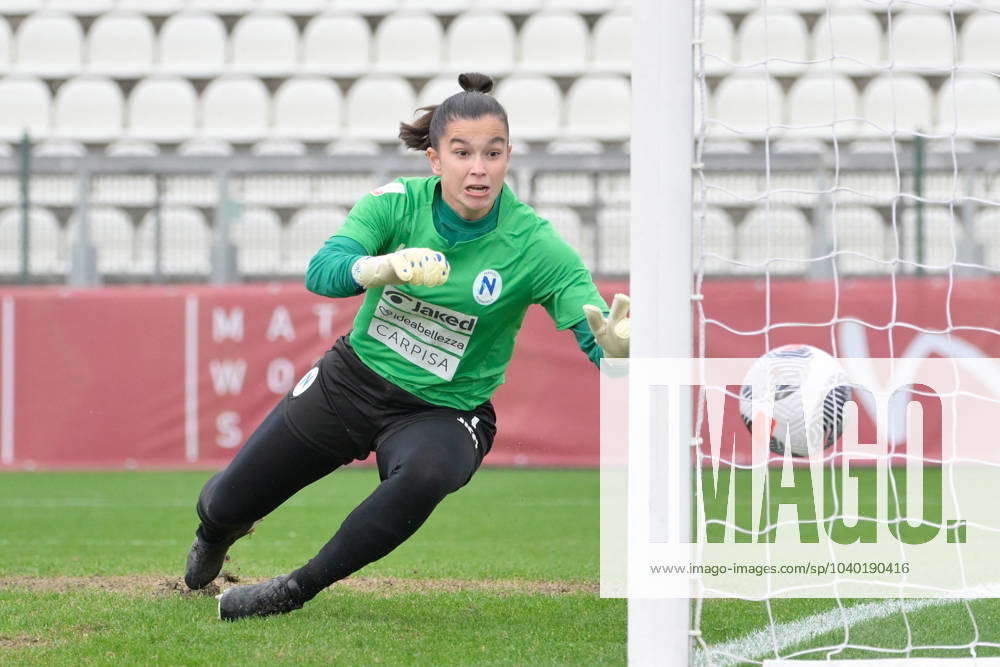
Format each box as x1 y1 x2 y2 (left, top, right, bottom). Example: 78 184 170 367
682 0 1000 664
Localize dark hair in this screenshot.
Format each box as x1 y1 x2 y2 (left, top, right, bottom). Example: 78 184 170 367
399 72 509 151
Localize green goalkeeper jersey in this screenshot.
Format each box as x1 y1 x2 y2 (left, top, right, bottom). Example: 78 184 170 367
332 176 608 411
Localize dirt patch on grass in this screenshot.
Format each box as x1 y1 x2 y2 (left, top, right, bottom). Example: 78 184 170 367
0 574 597 598
0 635 50 649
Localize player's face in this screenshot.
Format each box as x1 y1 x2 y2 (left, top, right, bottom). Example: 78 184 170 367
427 115 511 221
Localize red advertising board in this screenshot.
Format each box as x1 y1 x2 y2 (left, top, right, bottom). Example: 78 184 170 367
1 276 998 470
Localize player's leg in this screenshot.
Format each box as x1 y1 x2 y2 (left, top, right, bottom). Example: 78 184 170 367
185 398 354 589
217 407 495 620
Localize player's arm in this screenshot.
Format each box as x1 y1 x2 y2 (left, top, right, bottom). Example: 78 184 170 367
304 183 450 297
531 227 630 364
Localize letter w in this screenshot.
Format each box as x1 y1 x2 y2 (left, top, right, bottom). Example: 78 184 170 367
209 359 247 396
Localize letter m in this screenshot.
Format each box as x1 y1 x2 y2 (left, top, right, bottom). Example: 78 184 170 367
212 307 244 342
700 385 752 543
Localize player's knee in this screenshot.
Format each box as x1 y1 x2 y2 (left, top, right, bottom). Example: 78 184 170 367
397 454 466 498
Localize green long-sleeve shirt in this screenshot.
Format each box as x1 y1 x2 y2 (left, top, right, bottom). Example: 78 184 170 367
305 183 605 369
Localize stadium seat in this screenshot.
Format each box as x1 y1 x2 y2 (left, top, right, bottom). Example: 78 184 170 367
126 76 197 143
935 74 1000 138
591 10 629 74
301 13 371 77
334 0 399 14
0 207 64 276
972 209 1000 270
416 75 463 108
284 207 346 275
47 0 113 14
533 173 595 206
158 12 226 77
177 138 232 157
889 12 954 72
238 173 311 207
859 74 934 137
518 10 588 76
711 74 785 138
200 75 269 143
232 206 283 275
272 77 342 142
107 141 158 160
596 206 628 275
67 207 136 275
251 139 307 155
901 206 959 273
474 0 541 12
785 71 861 139
700 11 733 75
230 12 299 77
445 11 515 76
0 76 50 142
53 76 124 143
15 12 83 78
960 13 1000 68
597 173 629 205
86 12 155 78
832 206 892 275
737 9 808 75
544 0 613 11
399 0 469 12
564 75 630 141
535 207 594 268
137 207 210 276
373 11 443 77
115 0 184 13
811 10 884 73
258 0 324 12
695 207 736 275
736 206 812 275
0 19 10 75
494 74 561 142
344 75 415 141
92 173 157 206
190 0 254 12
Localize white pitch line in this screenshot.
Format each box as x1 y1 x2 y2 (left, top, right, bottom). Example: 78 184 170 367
695 585 1000 667
1 297 14 466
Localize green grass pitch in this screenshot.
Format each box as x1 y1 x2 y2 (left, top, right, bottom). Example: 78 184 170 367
2 469 1000 665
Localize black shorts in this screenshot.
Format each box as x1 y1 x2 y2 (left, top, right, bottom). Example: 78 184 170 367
282 336 497 463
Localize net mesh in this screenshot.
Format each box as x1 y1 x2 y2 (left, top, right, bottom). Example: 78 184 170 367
691 0 1000 663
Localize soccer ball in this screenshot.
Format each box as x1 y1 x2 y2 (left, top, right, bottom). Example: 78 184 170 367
738 344 852 457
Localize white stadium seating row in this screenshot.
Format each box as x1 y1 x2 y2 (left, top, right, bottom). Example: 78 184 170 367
709 71 1000 139
0 9 629 79
704 8 1000 75
5 203 998 278
0 205 349 276
7 67 998 147
0 73 631 144
4 1 633 15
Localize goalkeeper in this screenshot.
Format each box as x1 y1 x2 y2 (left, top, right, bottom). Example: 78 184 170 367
184 72 631 621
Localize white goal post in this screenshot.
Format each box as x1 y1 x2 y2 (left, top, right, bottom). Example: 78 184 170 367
630 0 693 664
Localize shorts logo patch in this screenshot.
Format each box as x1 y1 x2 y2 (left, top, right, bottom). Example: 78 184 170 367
473 270 502 306
291 367 319 397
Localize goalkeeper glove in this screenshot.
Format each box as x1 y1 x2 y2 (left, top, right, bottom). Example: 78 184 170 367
583 293 631 358
351 248 450 288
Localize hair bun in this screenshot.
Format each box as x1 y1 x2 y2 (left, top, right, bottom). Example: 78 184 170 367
458 72 494 94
